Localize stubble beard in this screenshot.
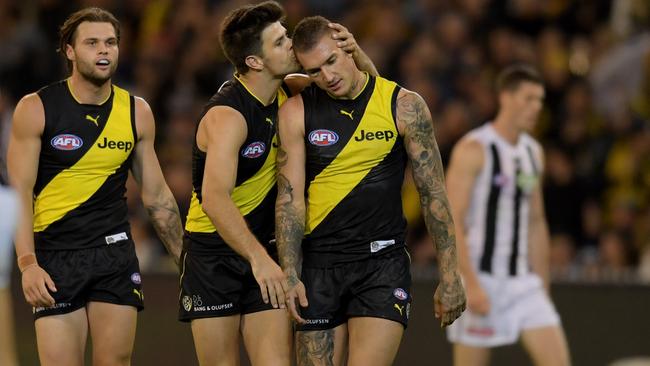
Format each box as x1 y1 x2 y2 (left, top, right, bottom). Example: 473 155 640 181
77 60 117 87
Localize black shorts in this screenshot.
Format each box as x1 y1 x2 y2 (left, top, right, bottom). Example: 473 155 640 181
33 240 144 320
297 247 412 331
178 242 277 321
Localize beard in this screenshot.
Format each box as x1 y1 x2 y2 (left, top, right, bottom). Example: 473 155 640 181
76 59 117 87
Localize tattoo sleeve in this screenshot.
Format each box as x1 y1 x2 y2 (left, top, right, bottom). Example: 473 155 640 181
296 330 335 366
145 192 183 266
398 91 458 275
275 137 305 286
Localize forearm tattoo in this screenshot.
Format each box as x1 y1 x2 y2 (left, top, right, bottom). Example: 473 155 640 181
275 143 305 285
297 330 335 366
146 193 183 264
398 92 458 274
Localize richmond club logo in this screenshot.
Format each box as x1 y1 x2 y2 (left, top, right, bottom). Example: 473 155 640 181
309 129 339 146
182 296 192 312
51 134 83 151
241 141 266 158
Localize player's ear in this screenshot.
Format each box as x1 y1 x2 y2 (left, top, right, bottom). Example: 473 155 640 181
65 44 75 62
245 55 264 72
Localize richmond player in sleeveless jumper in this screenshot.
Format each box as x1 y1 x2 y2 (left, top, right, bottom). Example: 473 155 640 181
8 8 183 366
177 2 378 365
276 16 466 366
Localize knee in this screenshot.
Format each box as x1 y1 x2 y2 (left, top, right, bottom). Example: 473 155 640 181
93 350 132 366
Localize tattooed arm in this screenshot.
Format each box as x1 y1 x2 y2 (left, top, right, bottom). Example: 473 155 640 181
276 95 309 322
446 137 491 315
131 97 183 267
396 89 466 327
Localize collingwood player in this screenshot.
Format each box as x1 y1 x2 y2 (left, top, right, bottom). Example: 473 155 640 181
445 65 571 366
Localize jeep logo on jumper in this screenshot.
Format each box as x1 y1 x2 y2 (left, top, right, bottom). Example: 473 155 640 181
354 129 395 142
309 129 339 146
97 137 133 152
51 134 83 151
242 141 266 158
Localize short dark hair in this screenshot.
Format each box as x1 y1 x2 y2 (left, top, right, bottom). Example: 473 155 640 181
292 16 331 54
220 1 285 74
496 64 543 93
59 7 120 73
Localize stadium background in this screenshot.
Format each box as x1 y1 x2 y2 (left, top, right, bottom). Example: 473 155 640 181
1 0 649 365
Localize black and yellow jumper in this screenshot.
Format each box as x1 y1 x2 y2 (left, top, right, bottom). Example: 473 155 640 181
185 76 290 255
34 80 136 250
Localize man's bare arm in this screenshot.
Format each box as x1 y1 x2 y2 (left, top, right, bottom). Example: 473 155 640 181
275 96 306 283
8 93 56 307
528 148 550 291
397 89 466 327
275 95 309 322
197 106 287 308
130 97 183 266
446 137 491 314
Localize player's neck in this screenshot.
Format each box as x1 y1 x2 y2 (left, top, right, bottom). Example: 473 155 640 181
341 70 367 100
67 73 111 105
492 112 520 146
237 72 282 106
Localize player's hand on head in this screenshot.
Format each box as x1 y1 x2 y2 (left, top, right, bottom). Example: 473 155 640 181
251 253 288 309
466 281 490 315
329 22 358 55
285 277 308 324
21 265 57 307
433 270 467 328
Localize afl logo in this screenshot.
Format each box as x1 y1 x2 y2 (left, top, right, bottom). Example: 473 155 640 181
393 288 408 300
242 141 266 158
51 134 83 151
309 129 339 146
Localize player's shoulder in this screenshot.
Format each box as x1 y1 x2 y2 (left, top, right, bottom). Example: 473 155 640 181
454 132 485 158
14 92 45 120
520 132 541 147
451 125 489 161
279 93 304 116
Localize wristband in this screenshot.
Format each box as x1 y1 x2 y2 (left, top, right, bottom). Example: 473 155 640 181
17 253 38 273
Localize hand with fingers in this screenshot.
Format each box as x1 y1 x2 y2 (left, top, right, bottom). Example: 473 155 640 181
433 270 467 328
328 22 359 55
250 253 289 309
285 274 308 324
21 265 57 308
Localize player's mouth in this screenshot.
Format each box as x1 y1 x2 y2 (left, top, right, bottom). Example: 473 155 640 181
328 79 342 92
96 59 111 70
